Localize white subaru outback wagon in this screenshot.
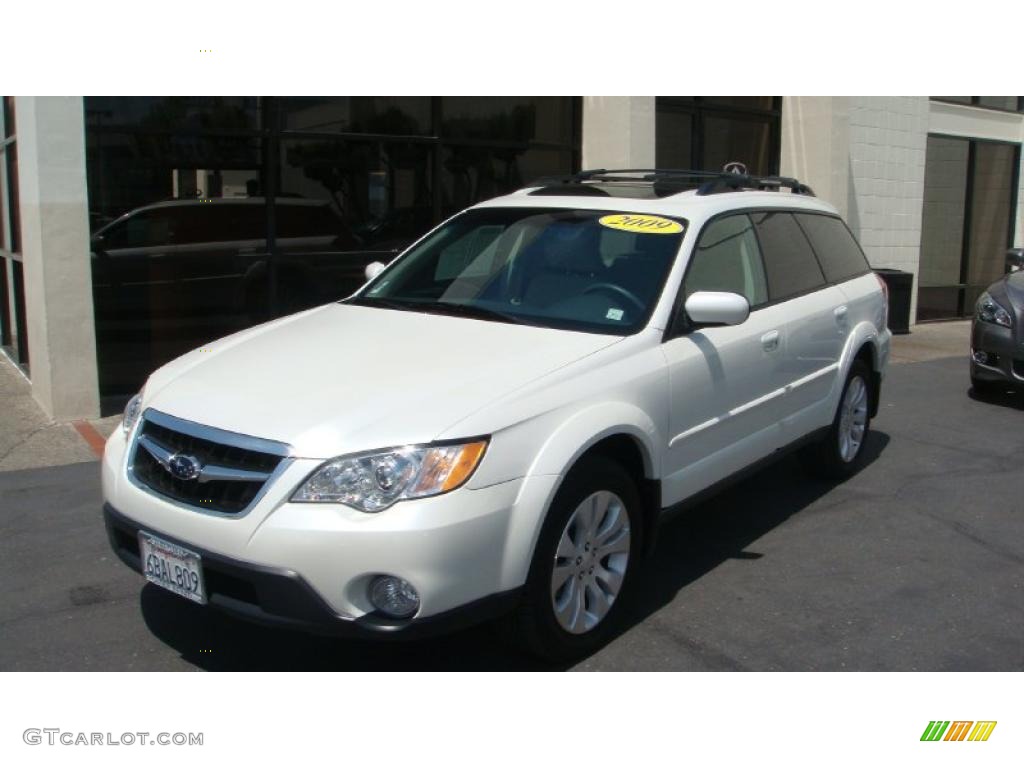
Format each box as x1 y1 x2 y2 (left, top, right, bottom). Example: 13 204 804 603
102 169 891 659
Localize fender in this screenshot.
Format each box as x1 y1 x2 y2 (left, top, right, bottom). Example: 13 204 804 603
494 402 663 589
830 320 881 413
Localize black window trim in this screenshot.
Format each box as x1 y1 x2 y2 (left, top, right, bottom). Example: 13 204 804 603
663 206 874 342
791 210 873 287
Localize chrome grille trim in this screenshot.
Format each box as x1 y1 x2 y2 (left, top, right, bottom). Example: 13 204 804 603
127 408 294 518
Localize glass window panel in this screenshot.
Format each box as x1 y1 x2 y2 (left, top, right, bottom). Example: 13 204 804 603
655 108 693 169
702 96 776 110
919 135 968 294
916 287 962 321
975 96 1018 111
703 116 773 175
967 142 1016 290
794 213 870 283
0 259 9 347
685 214 768 306
440 145 572 216
5 143 19 253
751 211 825 300
280 97 431 136
440 97 574 144
3 96 14 138
84 96 260 133
277 137 433 315
88 134 267 398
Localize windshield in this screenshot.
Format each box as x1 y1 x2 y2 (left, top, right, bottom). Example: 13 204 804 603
350 207 687 334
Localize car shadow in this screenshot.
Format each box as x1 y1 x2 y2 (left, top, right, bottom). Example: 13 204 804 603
967 385 1024 411
140 431 891 671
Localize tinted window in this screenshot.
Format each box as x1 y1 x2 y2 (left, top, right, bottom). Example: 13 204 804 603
685 214 768 306
751 211 825 301
795 214 870 284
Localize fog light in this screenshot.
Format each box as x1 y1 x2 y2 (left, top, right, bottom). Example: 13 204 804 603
369 575 420 618
973 350 997 366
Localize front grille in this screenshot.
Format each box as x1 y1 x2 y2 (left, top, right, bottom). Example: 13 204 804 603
130 411 289 515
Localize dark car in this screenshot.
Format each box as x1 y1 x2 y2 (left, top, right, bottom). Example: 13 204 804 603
970 248 1024 394
90 197 399 397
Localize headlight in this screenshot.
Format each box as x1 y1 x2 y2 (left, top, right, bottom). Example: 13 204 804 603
291 439 488 512
976 292 1012 328
121 393 143 435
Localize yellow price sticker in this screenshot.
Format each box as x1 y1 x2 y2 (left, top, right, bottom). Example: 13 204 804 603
598 213 684 235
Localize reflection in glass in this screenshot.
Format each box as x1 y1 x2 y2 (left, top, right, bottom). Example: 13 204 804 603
703 116 772 175
655 110 693 169
281 97 431 136
440 97 573 144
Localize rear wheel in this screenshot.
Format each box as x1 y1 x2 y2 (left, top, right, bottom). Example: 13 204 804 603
507 455 641 661
801 360 872 481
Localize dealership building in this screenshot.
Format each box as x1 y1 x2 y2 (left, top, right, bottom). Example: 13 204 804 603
1 96 1022 420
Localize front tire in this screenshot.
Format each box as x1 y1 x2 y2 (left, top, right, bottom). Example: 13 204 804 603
508 455 642 661
801 360 873 481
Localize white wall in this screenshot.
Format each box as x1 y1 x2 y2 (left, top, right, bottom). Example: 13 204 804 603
846 97 929 322
582 97 655 170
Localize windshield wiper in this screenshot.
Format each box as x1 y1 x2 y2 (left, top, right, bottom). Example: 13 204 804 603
347 295 529 325
411 301 527 325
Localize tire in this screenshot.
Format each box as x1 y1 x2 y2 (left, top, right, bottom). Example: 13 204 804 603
801 360 873 482
506 454 642 662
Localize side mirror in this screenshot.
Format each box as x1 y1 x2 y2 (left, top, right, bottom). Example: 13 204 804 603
1007 248 1024 272
364 261 386 280
684 291 750 327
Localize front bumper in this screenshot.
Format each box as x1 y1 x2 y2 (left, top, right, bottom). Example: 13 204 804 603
104 504 521 638
102 425 558 634
970 319 1023 386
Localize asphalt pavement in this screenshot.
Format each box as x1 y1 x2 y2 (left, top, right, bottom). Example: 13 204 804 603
1 343 1022 671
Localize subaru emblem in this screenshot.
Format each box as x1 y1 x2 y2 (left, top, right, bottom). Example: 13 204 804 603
167 453 202 481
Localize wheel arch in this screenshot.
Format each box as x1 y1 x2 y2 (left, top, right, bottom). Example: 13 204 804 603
838 323 882 418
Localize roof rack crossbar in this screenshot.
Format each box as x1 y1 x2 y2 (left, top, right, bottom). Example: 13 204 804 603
528 168 815 197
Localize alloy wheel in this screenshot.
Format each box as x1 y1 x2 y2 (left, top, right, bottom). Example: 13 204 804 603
550 490 631 634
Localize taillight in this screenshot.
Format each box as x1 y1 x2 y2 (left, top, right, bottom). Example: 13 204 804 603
875 272 889 328
875 272 889 302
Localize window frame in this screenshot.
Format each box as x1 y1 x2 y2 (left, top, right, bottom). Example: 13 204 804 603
681 212 769 308
665 206 868 341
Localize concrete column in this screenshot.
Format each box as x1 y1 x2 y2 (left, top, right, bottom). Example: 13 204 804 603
780 97 851 219
582 97 656 169
15 96 99 420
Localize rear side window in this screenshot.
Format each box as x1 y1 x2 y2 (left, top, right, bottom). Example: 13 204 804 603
751 211 826 301
795 213 870 284
685 214 768 307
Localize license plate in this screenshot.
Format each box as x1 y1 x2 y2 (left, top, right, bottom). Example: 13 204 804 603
138 532 206 604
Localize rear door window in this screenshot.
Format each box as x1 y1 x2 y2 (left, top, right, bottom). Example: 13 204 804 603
794 213 870 284
751 211 826 301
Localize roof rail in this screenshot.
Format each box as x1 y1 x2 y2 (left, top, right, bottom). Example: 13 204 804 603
528 168 815 197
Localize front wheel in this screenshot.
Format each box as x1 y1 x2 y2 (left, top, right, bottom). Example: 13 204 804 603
801 360 873 481
506 455 641 661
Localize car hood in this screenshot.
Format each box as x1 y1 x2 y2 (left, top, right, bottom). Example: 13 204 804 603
143 303 622 457
1001 270 1024 308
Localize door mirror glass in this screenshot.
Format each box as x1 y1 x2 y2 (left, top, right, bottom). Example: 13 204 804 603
685 291 750 327
1007 248 1024 272
364 261 386 280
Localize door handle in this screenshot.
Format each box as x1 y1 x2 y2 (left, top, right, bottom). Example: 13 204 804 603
761 330 780 352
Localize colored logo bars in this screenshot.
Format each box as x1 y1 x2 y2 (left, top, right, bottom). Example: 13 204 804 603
921 721 997 742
